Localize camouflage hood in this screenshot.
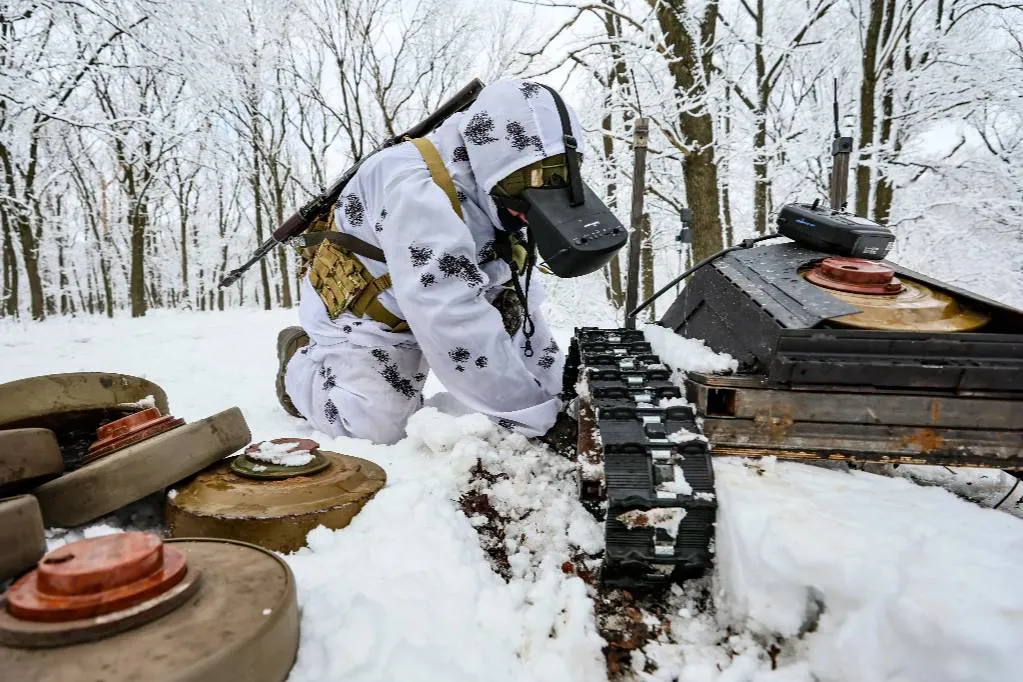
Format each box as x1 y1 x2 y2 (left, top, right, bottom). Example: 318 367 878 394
428 79 585 229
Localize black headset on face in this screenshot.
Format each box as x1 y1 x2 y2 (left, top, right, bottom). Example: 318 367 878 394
491 85 627 279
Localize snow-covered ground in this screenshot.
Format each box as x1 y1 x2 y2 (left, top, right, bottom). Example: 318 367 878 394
2 308 1022 682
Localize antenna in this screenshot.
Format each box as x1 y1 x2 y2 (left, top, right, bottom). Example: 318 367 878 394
833 79 841 139
829 78 853 212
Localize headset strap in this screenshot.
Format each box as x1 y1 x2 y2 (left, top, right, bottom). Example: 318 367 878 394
536 84 584 207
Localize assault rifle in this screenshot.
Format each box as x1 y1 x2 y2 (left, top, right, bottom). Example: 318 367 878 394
219 78 485 289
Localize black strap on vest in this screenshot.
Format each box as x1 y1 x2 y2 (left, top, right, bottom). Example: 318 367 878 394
295 231 386 263
536 84 584 207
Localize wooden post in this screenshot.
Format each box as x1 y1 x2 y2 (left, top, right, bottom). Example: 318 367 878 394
623 118 649 330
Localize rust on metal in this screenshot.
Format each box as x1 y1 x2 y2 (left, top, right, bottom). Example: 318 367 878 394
5 533 187 623
902 428 946 454
751 412 795 444
84 407 185 464
701 410 1023 469
576 396 604 501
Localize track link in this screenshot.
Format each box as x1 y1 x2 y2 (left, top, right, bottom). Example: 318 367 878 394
568 328 716 589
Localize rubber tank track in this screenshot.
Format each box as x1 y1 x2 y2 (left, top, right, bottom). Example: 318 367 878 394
568 328 716 590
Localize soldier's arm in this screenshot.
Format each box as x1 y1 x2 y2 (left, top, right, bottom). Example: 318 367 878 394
381 171 560 436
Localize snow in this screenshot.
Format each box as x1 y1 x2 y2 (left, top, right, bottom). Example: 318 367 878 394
616 508 687 538
3 308 1023 682
285 408 606 682
247 441 315 467
668 427 708 445
117 394 158 410
642 323 738 374
714 457 1023 682
656 465 693 496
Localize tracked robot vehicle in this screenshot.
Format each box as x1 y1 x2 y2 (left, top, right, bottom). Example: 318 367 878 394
570 113 1023 591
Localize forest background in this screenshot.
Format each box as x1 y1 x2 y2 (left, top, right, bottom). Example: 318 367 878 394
2 0 1021 326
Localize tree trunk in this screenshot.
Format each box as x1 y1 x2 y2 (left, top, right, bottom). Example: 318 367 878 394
752 0 771 235
58 237 70 315
651 0 724 261
721 86 734 246
602 1 630 309
180 205 190 306
640 213 655 322
601 109 625 309
128 199 148 317
15 213 44 319
1 136 46 319
217 187 229 312
855 0 886 217
251 128 272 311
873 85 895 224
1 207 17 317
271 173 292 308
873 0 901 225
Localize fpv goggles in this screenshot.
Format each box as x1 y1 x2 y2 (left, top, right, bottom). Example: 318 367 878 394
491 85 626 278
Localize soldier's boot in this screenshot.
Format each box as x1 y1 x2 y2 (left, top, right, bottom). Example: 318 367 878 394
276 326 309 418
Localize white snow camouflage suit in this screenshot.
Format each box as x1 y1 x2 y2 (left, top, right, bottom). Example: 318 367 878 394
284 80 584 444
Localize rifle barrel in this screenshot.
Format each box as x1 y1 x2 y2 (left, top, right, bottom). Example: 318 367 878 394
218 238 280 288
222 77 485 290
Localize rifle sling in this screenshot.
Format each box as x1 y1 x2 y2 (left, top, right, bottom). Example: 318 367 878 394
297 231 387 263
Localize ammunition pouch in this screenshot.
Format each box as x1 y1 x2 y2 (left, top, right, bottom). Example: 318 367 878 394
308 240 408 332
492 287 524 336
298 208 337 278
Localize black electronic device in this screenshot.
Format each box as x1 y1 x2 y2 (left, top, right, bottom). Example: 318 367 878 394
777 203 895 260
502 82 627 278
521 184 627 277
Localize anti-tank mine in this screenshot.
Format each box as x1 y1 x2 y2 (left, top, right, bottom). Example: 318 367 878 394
167 437 387 552
0 373 305 680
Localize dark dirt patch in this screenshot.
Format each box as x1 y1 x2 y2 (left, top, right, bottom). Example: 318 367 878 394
460 491 511 580
560 552 684 680
460 461 512 581
595 588 671 678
